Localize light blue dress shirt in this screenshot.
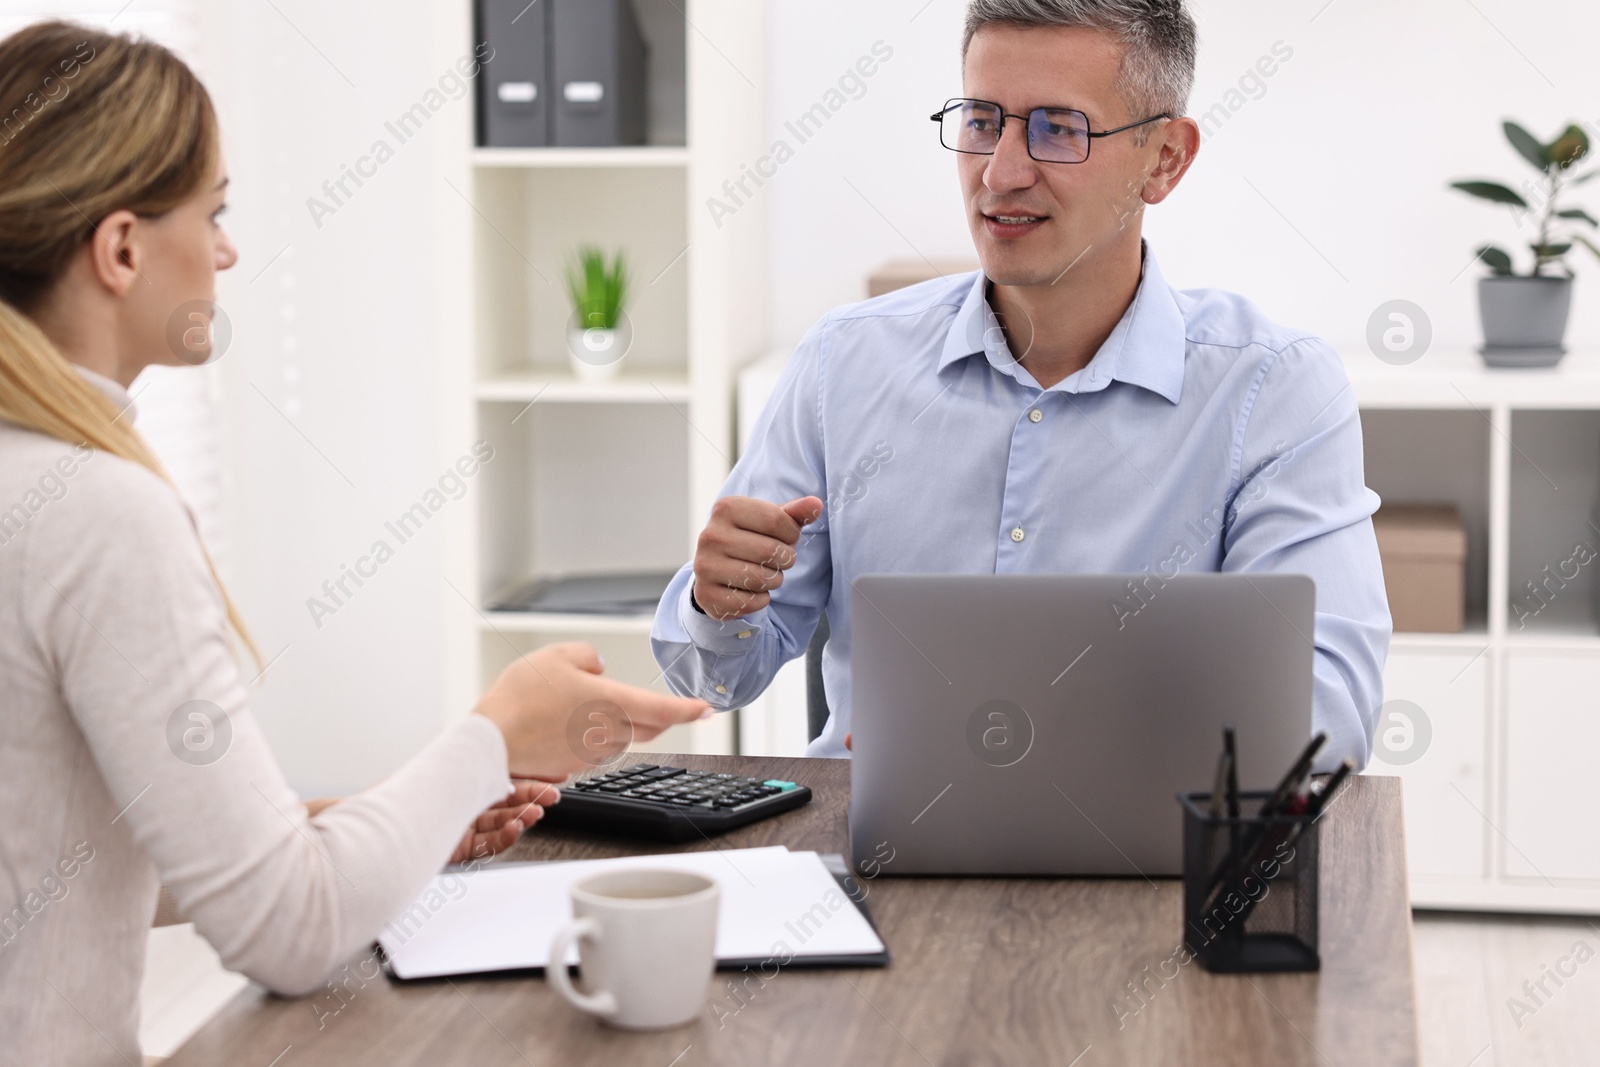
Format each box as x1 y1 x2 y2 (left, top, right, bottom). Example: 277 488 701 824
652 241 1391 769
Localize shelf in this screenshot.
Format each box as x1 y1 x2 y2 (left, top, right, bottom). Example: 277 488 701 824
1503 592 1600 646
471 146 689 169
480 611 655 636
1389 627 1490 651
1506 409 1600 642
1389 626 1600 650
476 373 691 404
1506 583 1594 638
1388 599 1488 651
476 404 691 600
1411 877 1600 914
1344 349 1600 409
471 166 689 372
1362 410 1491 623
1503 631 1600 650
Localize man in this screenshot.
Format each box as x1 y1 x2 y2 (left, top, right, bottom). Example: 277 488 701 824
651 0 1390 769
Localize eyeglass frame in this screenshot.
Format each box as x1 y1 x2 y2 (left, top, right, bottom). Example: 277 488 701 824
929 97 1170 164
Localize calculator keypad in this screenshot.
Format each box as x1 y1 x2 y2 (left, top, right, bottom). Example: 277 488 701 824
571 765 788 810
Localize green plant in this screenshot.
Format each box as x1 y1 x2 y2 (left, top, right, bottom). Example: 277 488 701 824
1449 120 1600 278
565 246 629 330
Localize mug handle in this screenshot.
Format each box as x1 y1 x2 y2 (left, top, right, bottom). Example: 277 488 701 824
546 916 618 1017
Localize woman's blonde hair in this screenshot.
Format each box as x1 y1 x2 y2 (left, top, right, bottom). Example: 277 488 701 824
0 19 260 664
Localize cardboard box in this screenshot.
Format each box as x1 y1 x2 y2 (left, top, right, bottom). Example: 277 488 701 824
1372 504 1467 633
866 259 980 297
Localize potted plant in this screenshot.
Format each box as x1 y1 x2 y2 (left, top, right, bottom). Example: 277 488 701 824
564 245 631 381
1450 120 1600 367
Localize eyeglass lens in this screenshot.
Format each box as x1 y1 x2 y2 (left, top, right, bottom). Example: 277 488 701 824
939 100 1091 164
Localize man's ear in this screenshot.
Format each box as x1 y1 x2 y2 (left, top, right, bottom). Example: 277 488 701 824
86 208 144 297
1141 117 1200 207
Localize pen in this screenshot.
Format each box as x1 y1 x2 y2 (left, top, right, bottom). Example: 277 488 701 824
1267 761 1354 861
1225 760 1356 931
1223 725 1240 822
1208 745 1231 821
1202 732 1328 905
1223 724 1240 858
1304 760 1354 821
1267 760 1354 858
1256 732 1327 821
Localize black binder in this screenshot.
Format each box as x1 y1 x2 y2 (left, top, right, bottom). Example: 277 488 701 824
477 0 550 147
550 0 648 147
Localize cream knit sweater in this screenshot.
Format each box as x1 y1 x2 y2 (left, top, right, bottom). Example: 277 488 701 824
0 369 511 1065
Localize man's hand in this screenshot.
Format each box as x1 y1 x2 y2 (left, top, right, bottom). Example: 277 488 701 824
449 780 562 864
692 495 823 621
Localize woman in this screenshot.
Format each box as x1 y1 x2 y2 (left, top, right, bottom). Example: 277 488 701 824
0 21 709 1065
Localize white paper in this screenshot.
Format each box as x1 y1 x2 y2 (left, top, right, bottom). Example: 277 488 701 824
378 846 885 980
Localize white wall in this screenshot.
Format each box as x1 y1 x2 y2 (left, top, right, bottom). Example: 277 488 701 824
208 2 472 795
765 0 1600 353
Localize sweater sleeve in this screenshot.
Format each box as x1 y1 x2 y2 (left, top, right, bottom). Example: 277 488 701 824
21 453 510 995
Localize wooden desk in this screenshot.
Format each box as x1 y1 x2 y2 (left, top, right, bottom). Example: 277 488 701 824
166 755 1419 1066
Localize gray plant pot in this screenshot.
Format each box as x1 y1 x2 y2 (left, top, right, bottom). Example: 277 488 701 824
1477 275 1573 367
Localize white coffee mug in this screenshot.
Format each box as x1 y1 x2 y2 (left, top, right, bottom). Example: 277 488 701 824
546 868 720 1030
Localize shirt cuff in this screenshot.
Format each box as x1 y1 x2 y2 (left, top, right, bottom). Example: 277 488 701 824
677 582 770 656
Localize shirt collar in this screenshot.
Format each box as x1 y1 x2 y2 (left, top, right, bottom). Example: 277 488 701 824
937 239 1186 405
73 364 138 423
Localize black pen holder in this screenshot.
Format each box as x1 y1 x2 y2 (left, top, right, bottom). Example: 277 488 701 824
1178 791 1320 973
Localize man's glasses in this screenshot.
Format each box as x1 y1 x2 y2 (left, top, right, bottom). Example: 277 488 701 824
930 98 1169 165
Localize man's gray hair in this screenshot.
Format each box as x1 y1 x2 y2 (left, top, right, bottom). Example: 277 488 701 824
962 0 1197 136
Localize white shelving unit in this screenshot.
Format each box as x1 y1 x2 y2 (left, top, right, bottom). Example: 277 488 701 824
440 0 768 758
1350 348 1600 914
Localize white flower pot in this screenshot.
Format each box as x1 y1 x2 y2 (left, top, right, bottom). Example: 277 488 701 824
567 322 630 381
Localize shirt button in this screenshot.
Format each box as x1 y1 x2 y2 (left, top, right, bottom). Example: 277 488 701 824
1011 527 1025 542
1028 409 1043 423
715 684 728 695
736 630 753 640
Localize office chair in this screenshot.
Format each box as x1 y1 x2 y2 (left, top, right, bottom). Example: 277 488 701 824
805 613 830 743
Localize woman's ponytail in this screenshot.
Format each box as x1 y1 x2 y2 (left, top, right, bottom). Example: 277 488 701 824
0 20 260 665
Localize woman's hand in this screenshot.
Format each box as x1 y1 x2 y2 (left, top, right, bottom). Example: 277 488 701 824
448 780 562 864
302 782 561 866
474 642 712 780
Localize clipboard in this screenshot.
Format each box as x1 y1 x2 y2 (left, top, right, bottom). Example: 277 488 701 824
377 847 889 981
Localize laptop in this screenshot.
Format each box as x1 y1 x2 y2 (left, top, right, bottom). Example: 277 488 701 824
848 573 1315 877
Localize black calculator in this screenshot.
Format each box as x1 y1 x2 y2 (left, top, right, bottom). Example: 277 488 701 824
538 764 813 843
